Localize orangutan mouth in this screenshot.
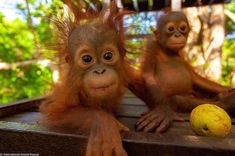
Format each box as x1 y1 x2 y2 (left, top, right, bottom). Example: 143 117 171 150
92 82 116 92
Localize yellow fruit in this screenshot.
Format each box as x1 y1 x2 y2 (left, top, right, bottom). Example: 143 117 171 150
190 104 232 137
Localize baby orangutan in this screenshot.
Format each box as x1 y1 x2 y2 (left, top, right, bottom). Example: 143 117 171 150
40 4 134 156
136 11 235 133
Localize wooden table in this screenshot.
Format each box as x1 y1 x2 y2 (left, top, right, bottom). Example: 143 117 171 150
0 93 234 156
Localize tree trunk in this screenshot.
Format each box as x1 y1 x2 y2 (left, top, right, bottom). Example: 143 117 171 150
183 4 225 82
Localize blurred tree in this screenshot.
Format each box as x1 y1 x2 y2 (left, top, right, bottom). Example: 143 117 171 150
0 17 52 103
0 0 64 104
222 1 235 86
123 12 159 67
183 4 225 82
183 2 235 87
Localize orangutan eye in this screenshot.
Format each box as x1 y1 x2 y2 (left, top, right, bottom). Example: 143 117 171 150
82 55 92 63
180 26 186 31
168 26 175 32
103 51 113 61
179 22 188 33
101 46 119 65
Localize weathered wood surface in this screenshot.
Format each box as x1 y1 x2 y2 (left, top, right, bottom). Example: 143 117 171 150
0 96 43 118
0 94 235 156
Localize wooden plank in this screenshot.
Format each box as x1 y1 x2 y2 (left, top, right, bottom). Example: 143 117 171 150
1 110 235 138
117 104 235 124
0 121 87 155
1 112 41 124
1 96 235 123
116 104 148 117
0 96 44 118
1 111 230 137
0 91 143 118
0 111 202 137
118 116 235 137
121 96 145 106
0 95 235 156
0 121 235 156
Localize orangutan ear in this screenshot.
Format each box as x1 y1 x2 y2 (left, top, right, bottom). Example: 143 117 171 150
153 29 160 38
65 54 72 63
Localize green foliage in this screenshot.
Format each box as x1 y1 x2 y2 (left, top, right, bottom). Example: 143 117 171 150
221 2 235 86
124 12 159 35
126 38 146 68
0 14 53 104
224 1 235 34
0 64 52 104
0 18 35 63
221 38 235 86
0 0 64 104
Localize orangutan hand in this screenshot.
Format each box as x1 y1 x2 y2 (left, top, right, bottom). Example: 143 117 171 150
86 112 129 156
135 104 184 133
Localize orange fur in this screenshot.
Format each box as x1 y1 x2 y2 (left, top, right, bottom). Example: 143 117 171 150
40 2 135 124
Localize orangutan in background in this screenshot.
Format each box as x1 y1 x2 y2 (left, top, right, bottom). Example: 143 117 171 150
136 11 235 133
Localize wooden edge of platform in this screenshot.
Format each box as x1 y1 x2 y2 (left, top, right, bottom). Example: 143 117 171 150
0 121 234 152
1 97 235 123
0 96 45 118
